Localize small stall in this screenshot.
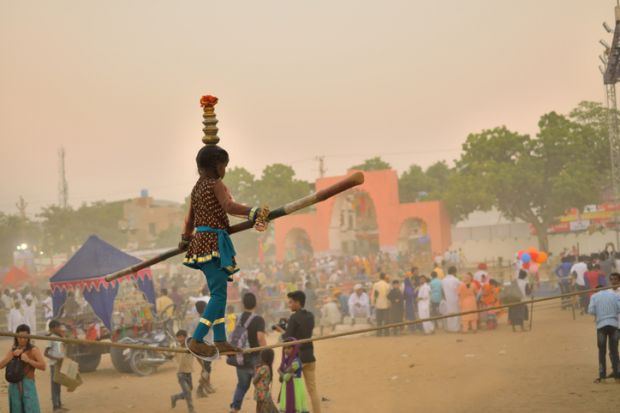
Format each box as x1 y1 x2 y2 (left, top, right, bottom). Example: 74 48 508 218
49 235 156 372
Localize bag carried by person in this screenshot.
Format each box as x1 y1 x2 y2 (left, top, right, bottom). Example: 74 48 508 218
226 313 257 368
5 356 25 383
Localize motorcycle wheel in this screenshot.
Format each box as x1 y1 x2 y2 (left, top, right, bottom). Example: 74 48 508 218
76 353 101 373
110 346 133 374
129 350 157 376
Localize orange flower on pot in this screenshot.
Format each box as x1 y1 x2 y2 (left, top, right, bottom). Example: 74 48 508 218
200 95 218 107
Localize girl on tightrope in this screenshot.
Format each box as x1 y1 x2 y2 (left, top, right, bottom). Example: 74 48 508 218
182 143 267 359
277 338 309 413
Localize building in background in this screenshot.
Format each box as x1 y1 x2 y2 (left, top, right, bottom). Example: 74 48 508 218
119 190 184 250
274 169 452 261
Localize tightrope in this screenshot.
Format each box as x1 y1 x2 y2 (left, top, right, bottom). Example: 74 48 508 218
0 285 614 356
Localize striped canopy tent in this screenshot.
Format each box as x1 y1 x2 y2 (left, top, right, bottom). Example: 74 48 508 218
49 235 156 329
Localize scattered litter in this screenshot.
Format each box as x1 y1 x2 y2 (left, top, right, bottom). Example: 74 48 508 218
498 350 507 355
400 353 409 358
390 375 399 381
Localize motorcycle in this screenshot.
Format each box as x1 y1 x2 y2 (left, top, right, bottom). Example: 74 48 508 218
115 329 175 376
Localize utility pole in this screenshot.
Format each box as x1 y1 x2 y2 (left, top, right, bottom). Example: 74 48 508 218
15 196 27 219
58 147 69 208
315 155 326 178
601 2 620 249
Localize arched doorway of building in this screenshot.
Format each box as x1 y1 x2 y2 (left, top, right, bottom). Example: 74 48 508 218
284 228 313 261
328 191 380 256
398 218 432 266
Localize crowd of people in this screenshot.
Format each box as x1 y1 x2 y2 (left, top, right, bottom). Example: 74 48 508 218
2 245 620 412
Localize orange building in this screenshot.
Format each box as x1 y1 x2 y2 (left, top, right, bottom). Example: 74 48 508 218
274 169 452 261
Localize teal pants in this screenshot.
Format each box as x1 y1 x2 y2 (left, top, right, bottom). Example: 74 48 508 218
9 378 41 413
192 260 229 342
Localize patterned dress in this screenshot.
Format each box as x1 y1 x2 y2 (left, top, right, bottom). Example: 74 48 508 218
183 177 249 274
254 364 277 413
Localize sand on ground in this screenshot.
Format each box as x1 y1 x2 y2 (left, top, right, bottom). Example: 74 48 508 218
0 303 618 413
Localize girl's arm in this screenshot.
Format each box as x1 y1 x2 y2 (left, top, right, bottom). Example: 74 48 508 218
214 180 252 217
0 349 13 369
22 348 46 371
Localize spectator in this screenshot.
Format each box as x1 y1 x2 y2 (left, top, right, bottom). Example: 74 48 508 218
441 266 461 333
587 283 620 383
320 296 342 335
42 291 54 329
229 293 266 413
417 275 434 334
23 297 36 333
0 324 46 412
156 288 175 334
371 273 391 337
571 256 589 313
347 284 371 323
45 320 66 412
429 271 443 326
280 290 320 413
387 279 404 335
554 257 573 309
170 330 195 413
8 301 26 333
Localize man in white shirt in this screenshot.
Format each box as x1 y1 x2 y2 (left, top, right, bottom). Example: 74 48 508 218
8 301 26 332
23 297 37 333
571 257 589 313
45 320 66 412
348 284 370 321
1 289 13 310
42 291 54 328
371 273 391 336
441 266 462 333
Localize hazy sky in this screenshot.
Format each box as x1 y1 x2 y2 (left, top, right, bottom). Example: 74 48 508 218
0 1 614 215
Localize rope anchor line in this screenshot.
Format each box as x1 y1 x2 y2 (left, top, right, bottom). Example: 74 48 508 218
0 285 611 356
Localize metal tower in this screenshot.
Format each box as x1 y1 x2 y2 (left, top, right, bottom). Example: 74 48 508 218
58 147 69 208
602 2 620 248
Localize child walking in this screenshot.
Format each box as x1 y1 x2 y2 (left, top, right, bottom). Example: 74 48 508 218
278 339 309 413
253 349 278 413
171 330 195 413
182 133 267 359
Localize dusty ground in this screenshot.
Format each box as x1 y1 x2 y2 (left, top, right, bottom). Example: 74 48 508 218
0 303 618 413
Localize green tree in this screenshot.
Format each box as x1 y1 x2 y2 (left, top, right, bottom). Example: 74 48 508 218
399 161 453 202
223 167 258 205
399 165 428 202
445 112 608 251
0 212 41 266
569 101 615 173
38 205 80 255
39 201 128 254
350 157 392 171
255 164 311 208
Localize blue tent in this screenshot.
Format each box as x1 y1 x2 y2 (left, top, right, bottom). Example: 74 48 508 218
50 235 156 329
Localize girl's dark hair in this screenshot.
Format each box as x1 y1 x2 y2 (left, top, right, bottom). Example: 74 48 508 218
260 348 275 379
196 145 229 177
14 324 33 350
